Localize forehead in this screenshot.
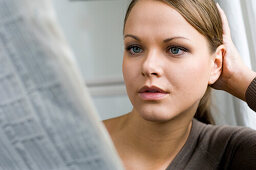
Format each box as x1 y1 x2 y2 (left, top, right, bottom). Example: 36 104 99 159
124 0 205 43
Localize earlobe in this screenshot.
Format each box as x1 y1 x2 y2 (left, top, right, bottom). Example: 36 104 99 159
208 45 225 85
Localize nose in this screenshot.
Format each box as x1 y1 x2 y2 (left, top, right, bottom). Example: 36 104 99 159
141 50 163 78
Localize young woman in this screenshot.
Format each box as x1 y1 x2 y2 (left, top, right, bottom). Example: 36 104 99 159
104 0 256 169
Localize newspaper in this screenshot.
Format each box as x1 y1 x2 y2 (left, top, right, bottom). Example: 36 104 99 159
0 0 123 169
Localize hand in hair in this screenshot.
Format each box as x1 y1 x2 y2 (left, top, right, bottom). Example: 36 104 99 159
211 3 256 101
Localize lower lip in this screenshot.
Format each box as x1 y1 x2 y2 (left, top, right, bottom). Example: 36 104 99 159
139 92 168 100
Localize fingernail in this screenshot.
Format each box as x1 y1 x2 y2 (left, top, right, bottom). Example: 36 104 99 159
216 2 220 8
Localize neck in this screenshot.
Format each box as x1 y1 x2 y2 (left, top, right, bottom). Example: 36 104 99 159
121 109 193 163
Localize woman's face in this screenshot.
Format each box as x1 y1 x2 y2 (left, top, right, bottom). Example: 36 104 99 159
123 0 216 122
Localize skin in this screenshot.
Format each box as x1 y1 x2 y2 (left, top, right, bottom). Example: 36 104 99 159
104 1 256 170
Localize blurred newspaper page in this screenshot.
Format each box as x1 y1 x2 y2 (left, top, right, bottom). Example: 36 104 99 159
0 0 123 169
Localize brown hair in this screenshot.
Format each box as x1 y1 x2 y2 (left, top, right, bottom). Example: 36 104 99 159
123 0 223 124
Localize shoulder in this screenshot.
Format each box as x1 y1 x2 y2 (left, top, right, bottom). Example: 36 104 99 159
103 113 130 135
198 121 256 145
218 125 256 169
103 117 118 133
195 120 256 150
194 120 256 168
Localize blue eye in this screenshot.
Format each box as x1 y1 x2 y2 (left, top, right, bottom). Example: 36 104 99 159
168 47 187 55
127 45 143 55
170 47 181 54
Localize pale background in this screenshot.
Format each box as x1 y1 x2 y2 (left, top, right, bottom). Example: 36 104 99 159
52 0 256 129
52 0 132 120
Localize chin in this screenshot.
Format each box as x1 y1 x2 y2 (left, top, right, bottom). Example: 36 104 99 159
141 116 171 123
137 107 178 123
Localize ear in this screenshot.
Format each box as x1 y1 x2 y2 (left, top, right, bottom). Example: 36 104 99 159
208 45 225 85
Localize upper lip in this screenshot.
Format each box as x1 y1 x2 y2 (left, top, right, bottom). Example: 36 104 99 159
138 85 169 93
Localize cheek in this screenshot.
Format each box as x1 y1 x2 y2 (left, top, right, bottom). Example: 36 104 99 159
122 58 138 96
188 60 210 82
122 58 133 83
170 57 211 98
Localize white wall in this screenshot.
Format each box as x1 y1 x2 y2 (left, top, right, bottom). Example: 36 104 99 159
52 0 132 120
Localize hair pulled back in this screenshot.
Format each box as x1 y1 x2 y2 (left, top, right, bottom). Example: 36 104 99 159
123 0 224 124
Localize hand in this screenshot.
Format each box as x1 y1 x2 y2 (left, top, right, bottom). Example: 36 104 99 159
211 4 244 90
211 4 256 101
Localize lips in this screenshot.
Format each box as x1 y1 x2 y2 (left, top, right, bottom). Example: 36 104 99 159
138 86 169 100
139 86 167 93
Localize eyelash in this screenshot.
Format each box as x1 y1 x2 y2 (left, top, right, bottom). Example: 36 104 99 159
126 45 143 56
167 46 189 56
125 45 189 56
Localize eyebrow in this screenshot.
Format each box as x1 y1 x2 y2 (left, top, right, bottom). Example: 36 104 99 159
124 34 190 42
124 34 141 42
163 36 190 43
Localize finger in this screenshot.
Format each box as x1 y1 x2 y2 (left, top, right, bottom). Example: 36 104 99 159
216 3 231 37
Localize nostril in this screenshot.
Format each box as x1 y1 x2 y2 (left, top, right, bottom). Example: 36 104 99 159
141 71 159 77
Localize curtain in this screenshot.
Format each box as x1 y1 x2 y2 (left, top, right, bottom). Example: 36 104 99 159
213 0 256 129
